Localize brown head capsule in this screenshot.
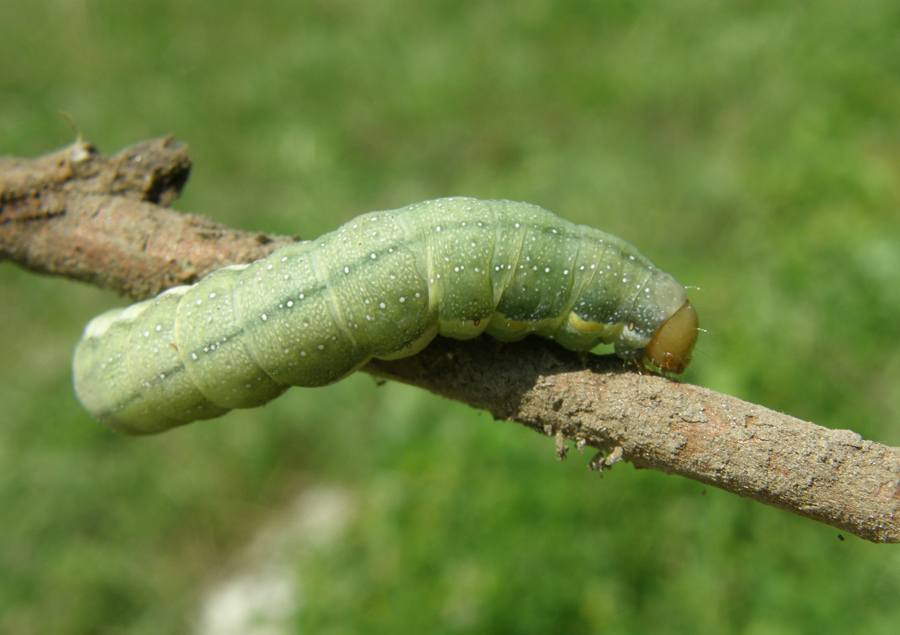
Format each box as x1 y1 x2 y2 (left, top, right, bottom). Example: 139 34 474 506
645 300 698 373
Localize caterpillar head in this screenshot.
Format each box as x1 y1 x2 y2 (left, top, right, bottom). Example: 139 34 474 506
645 300 698 374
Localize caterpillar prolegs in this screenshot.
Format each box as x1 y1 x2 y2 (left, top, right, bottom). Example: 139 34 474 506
73 198 698 434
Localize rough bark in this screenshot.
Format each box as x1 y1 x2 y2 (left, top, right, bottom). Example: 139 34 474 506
2 138 898 543
0 137 295 300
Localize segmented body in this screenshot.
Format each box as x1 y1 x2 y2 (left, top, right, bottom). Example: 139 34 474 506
73 197 697 434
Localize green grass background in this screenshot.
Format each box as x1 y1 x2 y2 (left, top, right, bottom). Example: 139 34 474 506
3 1 900 633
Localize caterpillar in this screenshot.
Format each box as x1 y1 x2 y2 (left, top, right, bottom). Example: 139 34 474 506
73 197 698 435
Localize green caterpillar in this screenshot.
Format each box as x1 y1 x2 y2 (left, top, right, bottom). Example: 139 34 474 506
73 197 698 434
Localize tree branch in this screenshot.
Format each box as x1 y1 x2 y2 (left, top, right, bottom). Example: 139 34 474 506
3 139 898 543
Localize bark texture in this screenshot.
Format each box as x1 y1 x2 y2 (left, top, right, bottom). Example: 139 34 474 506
0 137 295 300
3 138 898 543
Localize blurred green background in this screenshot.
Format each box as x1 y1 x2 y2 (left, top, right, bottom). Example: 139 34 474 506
3 1 900 633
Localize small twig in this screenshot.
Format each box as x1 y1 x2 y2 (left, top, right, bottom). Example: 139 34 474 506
2 138 898 543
